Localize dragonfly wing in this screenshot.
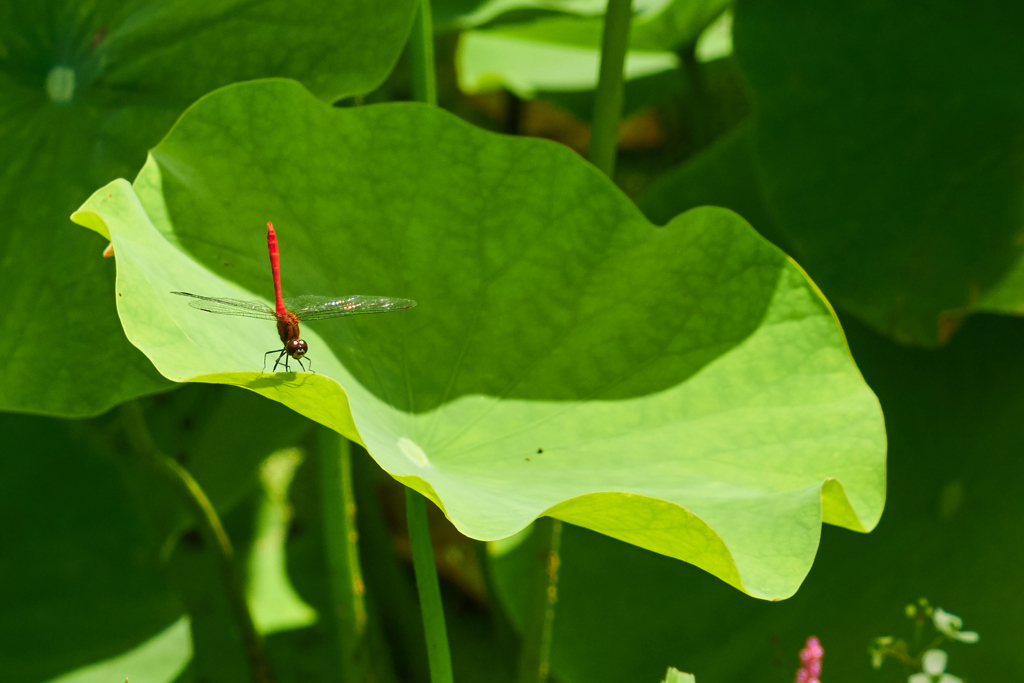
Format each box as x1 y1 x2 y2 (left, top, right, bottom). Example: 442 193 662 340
285 295 417 320
171 292 278 320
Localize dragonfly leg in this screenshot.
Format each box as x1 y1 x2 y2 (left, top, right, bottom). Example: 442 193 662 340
293 355 315 374
264 349 284 373
271 349 288 373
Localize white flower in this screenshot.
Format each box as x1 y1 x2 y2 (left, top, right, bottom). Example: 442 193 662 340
909 649 963 683
908 672 961 682
932 608 980 643
922 649 947 675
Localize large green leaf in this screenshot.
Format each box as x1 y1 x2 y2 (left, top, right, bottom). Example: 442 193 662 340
457 31 677 98
492 313 1024 683
42 620 191 683
456 0 729 98
733 0 1024 346
661 669 696 683
435 0 665 32
71 79 884 599
0 383 308 682
0 412 180 683
0 0 416 417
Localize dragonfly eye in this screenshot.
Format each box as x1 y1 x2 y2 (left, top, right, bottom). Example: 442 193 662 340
288 339 308 358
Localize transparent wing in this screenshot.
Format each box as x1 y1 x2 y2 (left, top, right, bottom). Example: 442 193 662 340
284 295 417 321
171 292 278 320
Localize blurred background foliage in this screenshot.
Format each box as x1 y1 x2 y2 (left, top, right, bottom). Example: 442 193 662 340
1 0 1021 681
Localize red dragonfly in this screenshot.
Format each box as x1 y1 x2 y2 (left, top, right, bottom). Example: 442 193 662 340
173 222 416 372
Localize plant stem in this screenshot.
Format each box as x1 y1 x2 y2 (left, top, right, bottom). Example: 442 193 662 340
120 401 272 683
352 452 431 676
400 5 450 653
474 540 518 654
406 488 454 683
516 518 563 683
588 0 635 177
679 42 709 148
504 91 523 135
409 0 437 106
318 428 370 682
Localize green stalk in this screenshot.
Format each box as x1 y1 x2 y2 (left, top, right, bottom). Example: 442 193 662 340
588 0 635 177
474 540 518 654
679 42 708 148
516 518 563 683
120 401 272 683
406 488 454 683
318 428 371 682
409 0 437 106
351 452 431 676
405 3 452 680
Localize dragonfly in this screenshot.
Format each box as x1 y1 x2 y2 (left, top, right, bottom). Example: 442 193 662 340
172 221 416 372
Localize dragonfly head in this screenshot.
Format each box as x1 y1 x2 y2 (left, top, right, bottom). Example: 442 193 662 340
287 338 308 359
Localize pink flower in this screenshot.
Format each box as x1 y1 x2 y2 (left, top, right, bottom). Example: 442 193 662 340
795 636 823 683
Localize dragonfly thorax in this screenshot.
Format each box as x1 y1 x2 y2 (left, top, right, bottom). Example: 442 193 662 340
276 314 307 358
276 314 301 342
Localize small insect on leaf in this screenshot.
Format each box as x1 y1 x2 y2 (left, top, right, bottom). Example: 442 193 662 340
171 222 416 373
